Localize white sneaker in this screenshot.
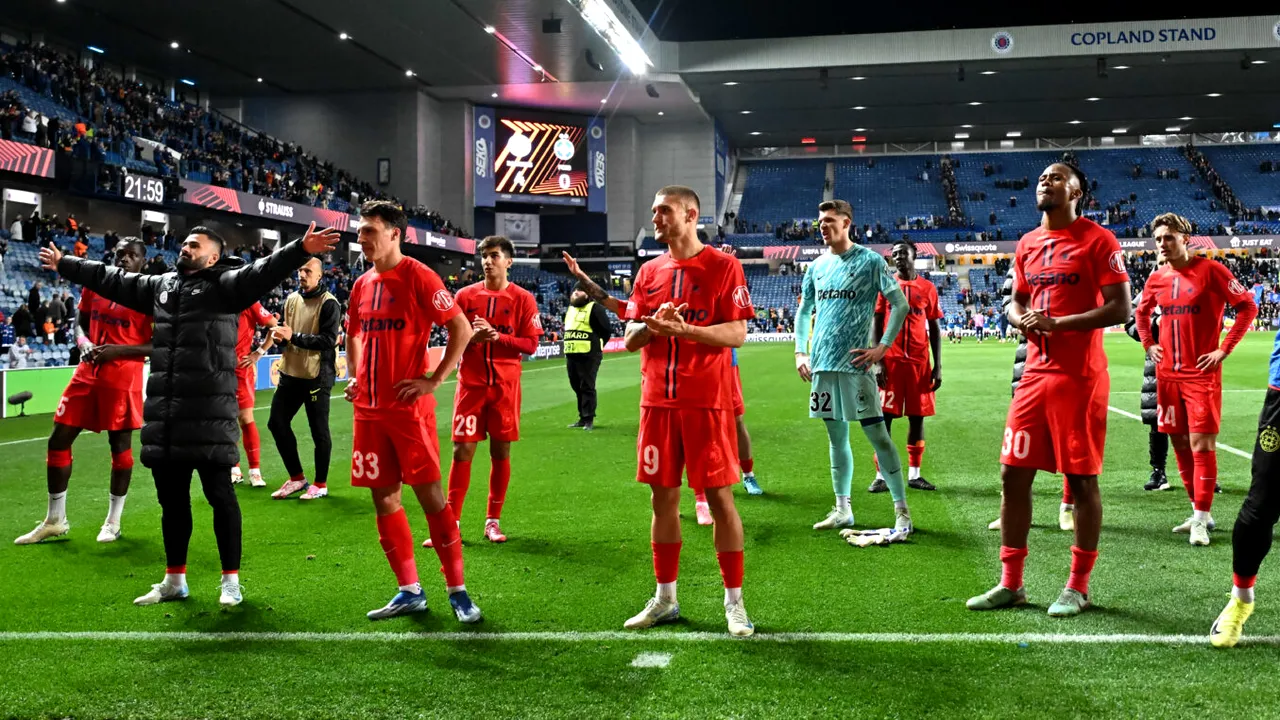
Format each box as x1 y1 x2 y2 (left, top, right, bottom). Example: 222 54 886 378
231 466 244 484
134 580 189 606
1189 520 1211 547
623 597 680 629
725 601 755 637
96 522 121 543
988 517 1002 531
1059 506 1075 532
893 508 913 535
813 507 855 530
1173 516 1216 533
14 519 70 545
219 580 243 607
248 469 266 488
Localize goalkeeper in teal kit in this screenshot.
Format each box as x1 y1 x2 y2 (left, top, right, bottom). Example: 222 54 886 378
795 199 913 538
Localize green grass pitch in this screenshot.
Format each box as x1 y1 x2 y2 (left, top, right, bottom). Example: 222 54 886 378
2 334 1279 718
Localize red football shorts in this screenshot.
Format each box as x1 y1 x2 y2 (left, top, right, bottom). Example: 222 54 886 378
1001 371 1108 476
1156 377 1222 435
56 381 143 433
351 414 441 488
731 367 745 417
452 380 521 442
879 359 935 418
636 407 739 490
235 366 256 410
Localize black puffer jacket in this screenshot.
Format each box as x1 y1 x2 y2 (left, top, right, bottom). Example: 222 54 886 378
1124 291 1162 425
1001 267 1027 397
58 241 313 467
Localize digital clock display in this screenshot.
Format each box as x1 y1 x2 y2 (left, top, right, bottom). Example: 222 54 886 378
124 174 165 205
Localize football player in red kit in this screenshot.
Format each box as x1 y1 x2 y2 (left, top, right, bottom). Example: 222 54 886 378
427 235 541 546
619 185 757 637
1135 212 1257 546
870 239 943 492
16 239 152 545
343 201 481 623
968 163 1131 618
233 301 276 489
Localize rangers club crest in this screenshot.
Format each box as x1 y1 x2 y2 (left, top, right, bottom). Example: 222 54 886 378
1261 426 1280 454
991 31 1014 54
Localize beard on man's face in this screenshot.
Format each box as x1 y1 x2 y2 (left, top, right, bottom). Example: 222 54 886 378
570 294 589 308
176 254 207 271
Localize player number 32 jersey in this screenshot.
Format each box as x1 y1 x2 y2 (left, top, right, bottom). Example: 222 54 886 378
796 244 905 375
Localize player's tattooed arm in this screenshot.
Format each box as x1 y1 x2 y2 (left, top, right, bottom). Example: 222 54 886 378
624 321 653 352
562 251 622 316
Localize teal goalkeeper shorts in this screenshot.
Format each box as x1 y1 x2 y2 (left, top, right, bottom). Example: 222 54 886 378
809 372 882 422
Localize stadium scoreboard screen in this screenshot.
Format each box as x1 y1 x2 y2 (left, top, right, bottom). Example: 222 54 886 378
494 117 587 199
475 107 606 212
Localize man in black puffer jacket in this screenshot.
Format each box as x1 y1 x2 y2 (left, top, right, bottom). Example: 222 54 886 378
1125 290 1170 491
40 223 340 608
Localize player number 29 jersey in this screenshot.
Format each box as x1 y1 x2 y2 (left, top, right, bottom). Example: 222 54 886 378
625 247 755 410
454 282 542 387
346 257 462 420
1013 217 1129 377
797 244 904 375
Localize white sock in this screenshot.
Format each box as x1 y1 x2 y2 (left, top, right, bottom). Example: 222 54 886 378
447 585 466 595
743 471 755 478
876 471 885 482
656 581 677 603
1194 509 1211 523
165 572 186 588
47 491 67 523
106 493 127 525
908 466 921 481
1233 585 1256 603
894 500 909 512
724 587 743 606
221 572 240 588
1061 502 1074 512
836 495 850 511
398 582 422 594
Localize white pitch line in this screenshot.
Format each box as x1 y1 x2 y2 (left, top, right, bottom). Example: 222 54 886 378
1108 405 1253 460
0 354 638 447
0 630 1276 646
1112 389 1263 395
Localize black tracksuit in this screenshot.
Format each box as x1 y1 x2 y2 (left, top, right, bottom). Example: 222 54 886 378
566 302 613 424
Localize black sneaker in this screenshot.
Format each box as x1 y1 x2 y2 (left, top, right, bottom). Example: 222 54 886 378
568 420 586 429
1215 481 1223 494
908 476 937 491
1144 468 1168 491
868 478 888 493
583 422 595 432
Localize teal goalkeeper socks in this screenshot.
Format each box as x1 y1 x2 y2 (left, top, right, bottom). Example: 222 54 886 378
824 420 853 498
864 421 907 503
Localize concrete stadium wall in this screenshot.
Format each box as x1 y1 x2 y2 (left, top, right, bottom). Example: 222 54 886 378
638 121 716 226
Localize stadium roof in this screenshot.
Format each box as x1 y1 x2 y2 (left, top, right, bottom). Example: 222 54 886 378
10 3 1280 145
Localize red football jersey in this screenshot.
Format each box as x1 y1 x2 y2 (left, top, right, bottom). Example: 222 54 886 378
876 275 942 364
346 257 461 420
624 247 755 410
237 302 275 359
1013 218 1129 377
72 289 152 391
454 281 542 387
1136 258 1255 380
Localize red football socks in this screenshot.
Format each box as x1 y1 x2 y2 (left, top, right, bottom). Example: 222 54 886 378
652 541 682 584
907 441 925 469
1061 476 1074 506
694 489 707 504
716 550 744 590
1067 546 1098 595
741 457 754 474
446 461 472 520
1234 573 1257 590
241 422 261 470
425 507 465 588
487 458 511 520
1192 450 1217 513
1000 546 1028 590
1174 445 1196 502
375 509 418 587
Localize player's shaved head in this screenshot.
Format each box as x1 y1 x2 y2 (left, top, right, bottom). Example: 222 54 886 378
656 185 700 212
298 256 324 292
652 185 701 247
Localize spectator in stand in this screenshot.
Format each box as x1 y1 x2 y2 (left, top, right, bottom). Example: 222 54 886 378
12 303 32 337
9 213 22 242
0 317 13 355
28 282 41 314
8 336 33 369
